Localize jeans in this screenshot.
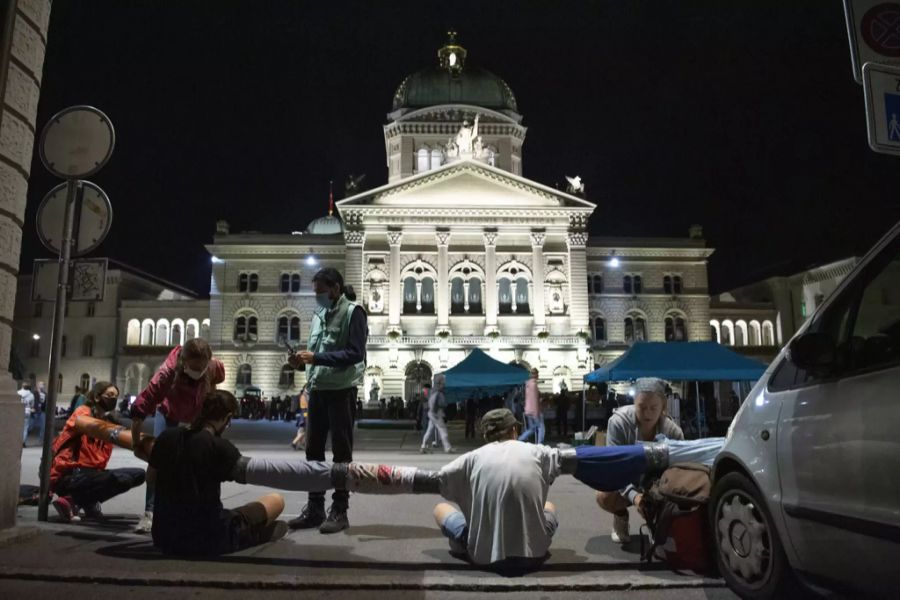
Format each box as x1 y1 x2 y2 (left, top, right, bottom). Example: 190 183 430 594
306 388 355 510
55 467 145 508
421 412 451 451
22 413 31 445
518 414 545 444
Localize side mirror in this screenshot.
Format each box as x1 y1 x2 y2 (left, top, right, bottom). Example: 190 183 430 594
787 332 837 374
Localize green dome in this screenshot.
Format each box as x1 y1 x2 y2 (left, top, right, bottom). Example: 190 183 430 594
392 65 518 113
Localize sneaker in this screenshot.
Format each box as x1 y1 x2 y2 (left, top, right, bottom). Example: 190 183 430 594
260 520 289 544
83 502 103 519
611 513 630 544
288 503 326 530
445 447 459 454
420 447 431 454
319 506 349 534
52 496 80 523
134 511 153 533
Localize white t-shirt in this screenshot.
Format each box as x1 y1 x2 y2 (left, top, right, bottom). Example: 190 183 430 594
439 440 560 564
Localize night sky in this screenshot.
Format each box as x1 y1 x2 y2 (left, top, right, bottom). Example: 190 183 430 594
20 1 900 296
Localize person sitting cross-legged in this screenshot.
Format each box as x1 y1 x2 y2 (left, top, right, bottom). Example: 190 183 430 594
150 389 287 556
50 381 146 522
433 408 559 573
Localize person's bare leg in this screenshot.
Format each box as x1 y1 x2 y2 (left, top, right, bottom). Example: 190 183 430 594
544 500 556 515
433 502 458 527
256 493 285 525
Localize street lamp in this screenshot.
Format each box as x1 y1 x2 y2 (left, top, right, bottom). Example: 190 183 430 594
306 255 318 267
32 333 40 340
608 250 620 268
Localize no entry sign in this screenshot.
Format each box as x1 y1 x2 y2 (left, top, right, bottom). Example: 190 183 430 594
845 1 900 83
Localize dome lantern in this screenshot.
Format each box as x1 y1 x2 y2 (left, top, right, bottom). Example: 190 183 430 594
438 30 467 76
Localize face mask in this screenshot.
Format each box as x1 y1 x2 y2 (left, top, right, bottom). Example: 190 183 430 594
315 292 332 310
184 366 207 381
101 396 118 412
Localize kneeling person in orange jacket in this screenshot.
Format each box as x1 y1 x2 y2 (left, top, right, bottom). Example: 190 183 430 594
50 381 145 522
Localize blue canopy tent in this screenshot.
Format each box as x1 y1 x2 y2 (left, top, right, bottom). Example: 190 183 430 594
441 348 530 401
583 342 768 436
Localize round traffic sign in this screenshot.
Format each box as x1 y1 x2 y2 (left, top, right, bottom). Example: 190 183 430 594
36 181 113 256
39 106 115 179
862 3 900 57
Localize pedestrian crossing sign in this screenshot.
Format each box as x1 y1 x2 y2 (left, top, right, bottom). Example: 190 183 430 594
863 62 900 155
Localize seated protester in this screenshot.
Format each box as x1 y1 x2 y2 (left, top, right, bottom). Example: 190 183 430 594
595 377 684 543
50 382 145 522
150 390 287 556
434 408 559 572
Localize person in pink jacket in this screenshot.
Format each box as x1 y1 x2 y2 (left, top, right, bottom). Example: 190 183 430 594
129 338 225 533
517 368 545 444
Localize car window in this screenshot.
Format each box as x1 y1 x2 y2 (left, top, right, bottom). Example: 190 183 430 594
845 242 900 373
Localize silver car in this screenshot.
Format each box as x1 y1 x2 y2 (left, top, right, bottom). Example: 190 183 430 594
711 221 900 599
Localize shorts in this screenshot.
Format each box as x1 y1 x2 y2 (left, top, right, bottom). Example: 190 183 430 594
221 501 272 554
438 508 559 569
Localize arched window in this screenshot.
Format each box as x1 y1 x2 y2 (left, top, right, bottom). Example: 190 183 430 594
663 275 673 294
291 273 301 292
280 273 290 293
514 279 530 314
468 278 482 314
633 275 643 294
249 273 259 292
623 275 633 294
593 316 606 341
416 148 429 173
721 320 734 345
710 320 721 344
200 319 210 339
749 321 761 346
80 373 91 391
236 364 252 386
238 273 249 292
278 315 302 342
625 314 646 343
279 364 295 387
421 277 435 314
403 277 418 314
665 315 688 342
498 278 513 314
61 335 67 357
186 319 199 340
430 148 442 170
82 335 94 357
234 316 247 340
155 320 169 346
234 314 258 341
450 278 465 314
126 319 141 345
673 276 683 294
762 321 775 346
171 320 184 346
592 275 603 294
735 320 748 346
141 320 155 346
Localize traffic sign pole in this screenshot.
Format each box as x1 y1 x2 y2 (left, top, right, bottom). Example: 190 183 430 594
37 179 80 522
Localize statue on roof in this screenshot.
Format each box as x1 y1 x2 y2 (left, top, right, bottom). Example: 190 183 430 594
454 114 480 155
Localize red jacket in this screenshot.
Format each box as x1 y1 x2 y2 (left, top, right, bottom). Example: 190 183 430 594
51 405 112 487
130 346 225 423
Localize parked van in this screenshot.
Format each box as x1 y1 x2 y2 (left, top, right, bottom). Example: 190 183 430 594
711 221 900 598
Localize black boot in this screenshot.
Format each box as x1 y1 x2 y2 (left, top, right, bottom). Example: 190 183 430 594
288 503 326 530
319 505 349 534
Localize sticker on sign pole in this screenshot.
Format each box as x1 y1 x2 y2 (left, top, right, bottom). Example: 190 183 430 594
862 61 900 155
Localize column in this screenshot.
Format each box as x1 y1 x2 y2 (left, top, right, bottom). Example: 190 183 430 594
343 229 365 303
387 230 403 329
483 230 498 333
0 0 52 530
566 231 590 335
530 231 546 332
436 230 450 332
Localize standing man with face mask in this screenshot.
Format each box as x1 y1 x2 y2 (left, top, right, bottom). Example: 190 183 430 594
129 338 226 533
288 267 366 533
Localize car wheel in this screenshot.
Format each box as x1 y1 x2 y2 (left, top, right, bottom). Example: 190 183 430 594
711 471 799 600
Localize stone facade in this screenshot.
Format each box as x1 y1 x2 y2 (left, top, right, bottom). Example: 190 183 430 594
0 0 52 530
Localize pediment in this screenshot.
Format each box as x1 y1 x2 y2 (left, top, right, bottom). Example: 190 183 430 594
337 160 594 211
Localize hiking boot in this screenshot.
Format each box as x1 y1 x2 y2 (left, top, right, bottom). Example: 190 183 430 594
134 511 153 533
319 506 349 534
52 496 80 523
288 503 326 530
611 513 630 544
82 502 103 519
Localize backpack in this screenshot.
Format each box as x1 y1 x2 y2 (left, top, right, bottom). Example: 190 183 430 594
640 462 716 575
